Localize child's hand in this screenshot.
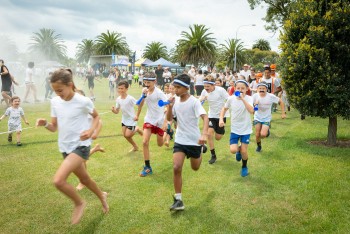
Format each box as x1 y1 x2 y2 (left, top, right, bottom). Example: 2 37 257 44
219 119 225 127
142 87 148 94
281 113 286 119
91 132 98 140
133 116 139 121
80 130 92 141
198 134 207 145
25 120 29 125
36 118 47 127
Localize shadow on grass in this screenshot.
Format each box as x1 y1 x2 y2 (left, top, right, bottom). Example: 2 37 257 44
78 214 104 234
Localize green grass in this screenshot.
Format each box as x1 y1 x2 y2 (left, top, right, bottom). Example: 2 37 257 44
0 78 349 233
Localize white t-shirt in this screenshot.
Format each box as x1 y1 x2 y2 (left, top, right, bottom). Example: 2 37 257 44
25 68 34 83
188 69 196 82
173 96 206 145
250 80 258 95
224 95 253 135
195 74 205 86
144 87 167 128
128 73 133 81
116 95 137 126
239 70 251 82
51 93 94 153
261 77 281 94
252 93 280 122
200 86 229 118
5 106 24 131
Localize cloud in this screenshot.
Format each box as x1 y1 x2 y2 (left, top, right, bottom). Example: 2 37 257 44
1 0 279 59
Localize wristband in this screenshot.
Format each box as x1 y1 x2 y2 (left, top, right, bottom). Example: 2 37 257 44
44 121 49 128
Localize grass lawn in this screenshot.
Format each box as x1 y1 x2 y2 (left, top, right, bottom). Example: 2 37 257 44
0 77 349 233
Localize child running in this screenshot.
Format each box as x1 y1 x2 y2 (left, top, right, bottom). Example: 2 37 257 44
253 82 286 152
199 75 229 164
112 81 143 152
219 80 254 177
135 72 167 177
163 83 176 147
0 96 29 146
36 69 108 224
166 74 208 211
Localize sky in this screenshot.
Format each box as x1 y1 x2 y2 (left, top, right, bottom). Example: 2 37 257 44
1 0 280 59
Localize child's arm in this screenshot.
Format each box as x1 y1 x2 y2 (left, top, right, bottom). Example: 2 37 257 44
36 117 58 132
21 115 29 125
91 119 102 140
80 109 100 141
198 114 209 145
11 74 19 86
0 114 6 121
219 107 228 127
279 98 286 119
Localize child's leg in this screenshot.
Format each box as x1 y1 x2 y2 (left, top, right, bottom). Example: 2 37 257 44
173 152 186 193
90 143 105 155
53 154 88 224
73 162 109 214
260 125 270 138
240 143 249 161
255 123 262 142
156 133 165 147
190 156 202 171
229 144 239 154
123 126 139 151
142 128 152 161
16 131 21 144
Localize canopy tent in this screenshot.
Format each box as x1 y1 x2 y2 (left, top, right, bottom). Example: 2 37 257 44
141 58 154 66
111 58 129 67
129 58 154 67
146 58 179 68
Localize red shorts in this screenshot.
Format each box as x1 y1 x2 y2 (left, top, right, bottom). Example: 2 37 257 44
143 123 164 136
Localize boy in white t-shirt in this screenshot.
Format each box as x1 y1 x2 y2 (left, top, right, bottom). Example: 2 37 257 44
136 72 167 177
199 75 229 164
112 81 143 152
252 82 286 152
219 80 254 177
166 74 208 211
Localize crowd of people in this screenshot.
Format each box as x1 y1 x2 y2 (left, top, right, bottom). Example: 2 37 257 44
0 60 290 224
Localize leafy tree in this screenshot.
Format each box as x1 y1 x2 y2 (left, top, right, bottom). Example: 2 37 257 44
219 39 246 71
95 30 129 56
29 28 67 61
244 48 279 68
142 41 168 61
0 35 19 61
176 24 217 67
280 0 350 145
76 39 95 63
252 39 271 51
247 0 296 32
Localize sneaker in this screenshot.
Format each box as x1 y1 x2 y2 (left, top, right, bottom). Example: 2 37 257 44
17 142 22 146
201 144 207 154
170 196 185 211
139 166 152 177
236 151 242 162
8 134 12 142
208 156 217 164
241 167 249 177
256 145 262 152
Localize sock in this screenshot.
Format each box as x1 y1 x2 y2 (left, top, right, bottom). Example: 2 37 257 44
210 149 216 157
242 159 248 168
175 193 182 201
257 142 261 147
145 160 150 167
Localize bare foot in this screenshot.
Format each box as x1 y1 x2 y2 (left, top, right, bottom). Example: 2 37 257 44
164 142 169 147
101 192 109 214
93 143 105 153
128 147 138 153
76 183 85 191
72 201 86 224
136 126 143 136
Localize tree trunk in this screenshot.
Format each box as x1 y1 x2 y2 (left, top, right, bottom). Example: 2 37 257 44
327 117 337 146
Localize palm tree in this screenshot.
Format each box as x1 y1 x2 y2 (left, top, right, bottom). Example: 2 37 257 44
29 28 67 60
252 39 271 51
95 30 129 55
76 39 95 63
220 38 246 70
142 42 168 61
176 24 217 67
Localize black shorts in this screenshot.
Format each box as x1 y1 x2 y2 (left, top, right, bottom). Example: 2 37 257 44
173 142 202 159
122 123 136 131
209 118 226 135
88 82 94 89
62 146 91 160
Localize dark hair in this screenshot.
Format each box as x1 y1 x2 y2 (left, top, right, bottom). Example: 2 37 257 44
174 74 191 85
28 62 34 68
0 59 4 64
198 69 203 75
50 68 76 91
118 80 129 88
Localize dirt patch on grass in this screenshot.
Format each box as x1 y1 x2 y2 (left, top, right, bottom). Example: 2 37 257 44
308 140 350 148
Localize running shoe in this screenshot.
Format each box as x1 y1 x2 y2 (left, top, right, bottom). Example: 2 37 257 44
170 196 185 211
241 167 249 177
139 166 153 177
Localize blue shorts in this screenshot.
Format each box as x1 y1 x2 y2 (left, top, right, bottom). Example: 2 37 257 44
230 133 251 145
